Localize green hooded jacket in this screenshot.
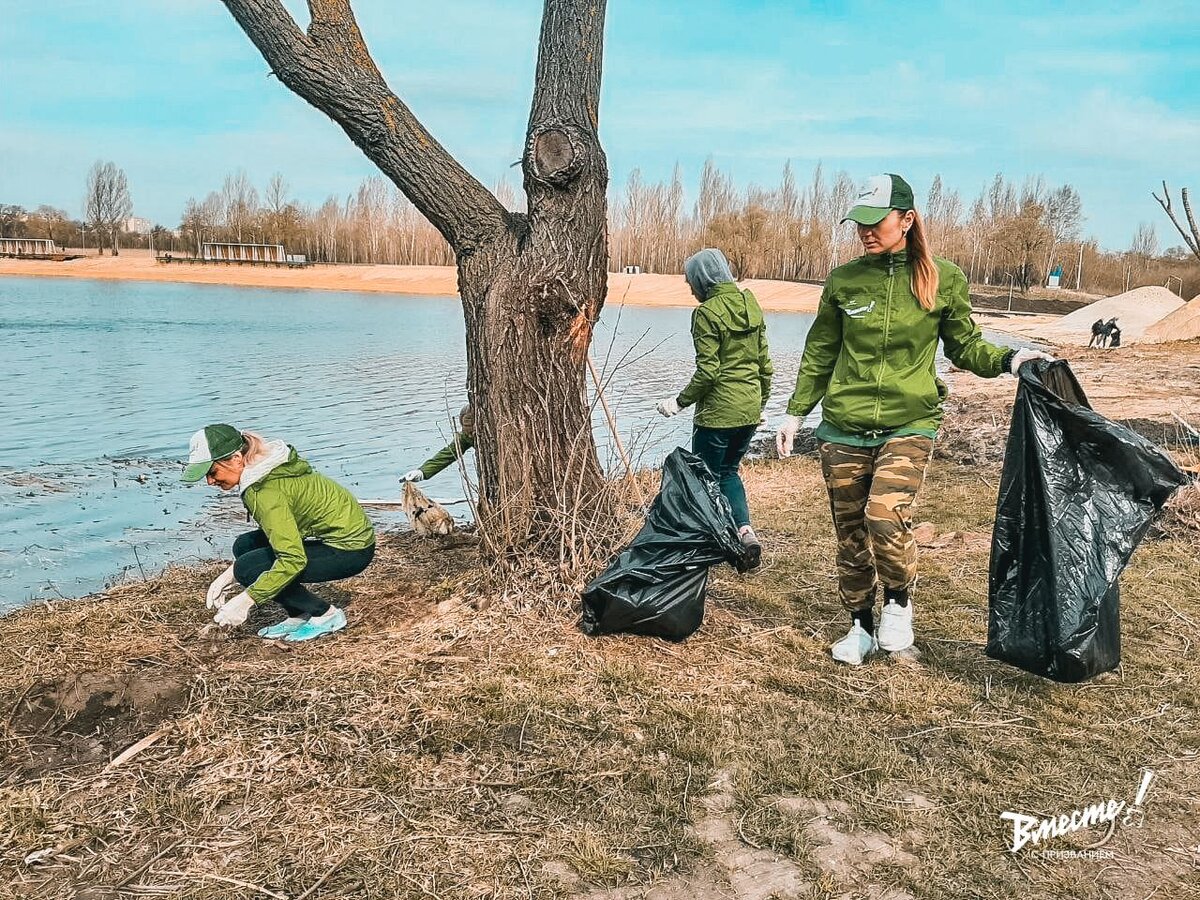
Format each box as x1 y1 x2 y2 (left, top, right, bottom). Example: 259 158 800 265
787 251 1011 438
676 283 774 428
241 447 375 603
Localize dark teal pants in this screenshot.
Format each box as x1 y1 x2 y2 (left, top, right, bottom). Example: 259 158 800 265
691 424 757 527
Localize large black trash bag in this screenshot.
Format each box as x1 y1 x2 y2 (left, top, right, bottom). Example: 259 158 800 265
580 448 748 641
987 359 1187 682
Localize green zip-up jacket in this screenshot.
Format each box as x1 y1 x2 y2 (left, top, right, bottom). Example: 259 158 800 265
676 283 773 428
787 251 1010 436
242 448 375 603
419 432 474 480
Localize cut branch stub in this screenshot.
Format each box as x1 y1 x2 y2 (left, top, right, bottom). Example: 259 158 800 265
527 124 586 187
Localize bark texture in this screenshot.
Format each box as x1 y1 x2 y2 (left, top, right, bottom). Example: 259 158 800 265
221 0 610 564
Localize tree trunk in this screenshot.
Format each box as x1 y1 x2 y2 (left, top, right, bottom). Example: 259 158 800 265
221 0 610 566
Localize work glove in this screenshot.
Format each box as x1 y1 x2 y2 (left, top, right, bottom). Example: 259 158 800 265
1009 348 1055 376
656 397 681 418
402 469 425 483
205 563 236 610
776 415 802 458
213 590 254 627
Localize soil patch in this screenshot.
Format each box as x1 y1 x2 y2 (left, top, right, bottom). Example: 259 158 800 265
7 671 189 778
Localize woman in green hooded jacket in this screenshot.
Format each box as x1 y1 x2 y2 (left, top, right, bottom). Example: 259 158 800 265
182 423 376 642
656 247 773 568
775 174 1051 666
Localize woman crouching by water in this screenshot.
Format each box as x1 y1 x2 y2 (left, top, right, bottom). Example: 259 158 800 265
182 424 376 641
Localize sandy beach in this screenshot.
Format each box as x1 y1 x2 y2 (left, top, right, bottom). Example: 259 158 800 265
0 249 824 313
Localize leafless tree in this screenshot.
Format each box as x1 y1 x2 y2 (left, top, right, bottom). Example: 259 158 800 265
220 0 610 565
1153 181 1200 262
83 161 132 255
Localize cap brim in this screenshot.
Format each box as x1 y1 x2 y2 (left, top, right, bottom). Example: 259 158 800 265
841 205 891 226
181 461 213 483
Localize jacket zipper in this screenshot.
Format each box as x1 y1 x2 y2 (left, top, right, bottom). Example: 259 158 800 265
873 254 896 429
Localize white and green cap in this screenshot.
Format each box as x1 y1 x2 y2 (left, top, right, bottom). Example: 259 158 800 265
182 423 243 483
842 173 915 226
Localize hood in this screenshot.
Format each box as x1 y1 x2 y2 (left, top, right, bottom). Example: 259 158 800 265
239 441 307 493
684 248 736 300
702 283 764 334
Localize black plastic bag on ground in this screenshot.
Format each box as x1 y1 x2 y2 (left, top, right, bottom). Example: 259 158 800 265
580 448 748 641
987 360 1187 682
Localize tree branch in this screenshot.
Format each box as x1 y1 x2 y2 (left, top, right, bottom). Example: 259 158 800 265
220 0 508 252
523 0 607 195
1153 181 1200 260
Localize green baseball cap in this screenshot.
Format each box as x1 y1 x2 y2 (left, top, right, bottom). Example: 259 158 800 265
182 423 243 483
842 173 915 226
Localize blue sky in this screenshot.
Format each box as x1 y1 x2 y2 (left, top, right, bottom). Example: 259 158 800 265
1 1 1196 250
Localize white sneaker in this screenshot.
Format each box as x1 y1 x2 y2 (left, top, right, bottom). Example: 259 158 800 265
877 600 914 652
831 623 878 666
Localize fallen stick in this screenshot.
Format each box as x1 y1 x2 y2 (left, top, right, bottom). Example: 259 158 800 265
295 848 355 900
106 726 169 771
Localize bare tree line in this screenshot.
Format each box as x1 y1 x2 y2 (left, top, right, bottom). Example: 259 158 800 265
3 163 1197 298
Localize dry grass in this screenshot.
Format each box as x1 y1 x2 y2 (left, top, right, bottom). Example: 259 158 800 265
2 450 1200 899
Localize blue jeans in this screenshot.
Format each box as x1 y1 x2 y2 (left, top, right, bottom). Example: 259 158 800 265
691 424 758 528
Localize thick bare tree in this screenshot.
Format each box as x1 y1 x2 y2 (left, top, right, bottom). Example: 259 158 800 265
220 0 609 565
1153 182 1200 263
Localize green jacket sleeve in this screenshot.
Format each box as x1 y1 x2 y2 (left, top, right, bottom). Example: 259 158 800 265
676 306 721 409
243 489 307 604
786 285 842 417
758 323 774 411
419 431 475 479
939 268 1009 378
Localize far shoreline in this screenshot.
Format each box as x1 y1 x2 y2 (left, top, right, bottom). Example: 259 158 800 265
0 248 825 314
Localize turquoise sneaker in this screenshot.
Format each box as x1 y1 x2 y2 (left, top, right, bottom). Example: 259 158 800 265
283 607 347 642
257 617 309 640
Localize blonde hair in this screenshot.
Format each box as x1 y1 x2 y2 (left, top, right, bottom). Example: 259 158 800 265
906 210 939 310
239 430 271 467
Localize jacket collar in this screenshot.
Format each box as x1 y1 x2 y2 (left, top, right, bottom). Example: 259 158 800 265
863 248 909 267
239 440 292 494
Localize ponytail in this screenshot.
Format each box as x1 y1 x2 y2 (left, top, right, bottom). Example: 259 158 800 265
239 431 270 467
907 210 939 310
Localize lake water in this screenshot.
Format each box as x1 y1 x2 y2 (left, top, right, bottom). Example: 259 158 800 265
0 276 1024 610
0 277 823 609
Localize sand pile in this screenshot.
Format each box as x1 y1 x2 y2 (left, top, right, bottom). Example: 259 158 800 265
1144 293 1200 344
1042 285 1184 345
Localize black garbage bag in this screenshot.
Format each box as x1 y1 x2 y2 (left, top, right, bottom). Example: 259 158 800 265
580 448 748 641
987 360 1187 682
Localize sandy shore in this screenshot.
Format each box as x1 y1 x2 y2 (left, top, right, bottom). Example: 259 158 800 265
0 248 824 313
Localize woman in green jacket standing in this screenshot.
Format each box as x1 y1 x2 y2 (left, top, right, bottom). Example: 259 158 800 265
775 174 1050 665
657 248 773 568
183 424 376 641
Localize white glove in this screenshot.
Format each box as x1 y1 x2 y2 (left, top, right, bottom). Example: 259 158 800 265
656 397 681 418
776 415 802 458
205 563 236 610
1009 348 1055 376
213 591 254 627
402 469 425 483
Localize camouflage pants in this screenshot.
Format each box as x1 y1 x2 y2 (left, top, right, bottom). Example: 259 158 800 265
819 436 934 611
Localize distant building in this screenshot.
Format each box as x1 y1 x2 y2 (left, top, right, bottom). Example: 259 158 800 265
622 265 642 274
202 241 286 263
125 216 154 235
0 237 58 257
